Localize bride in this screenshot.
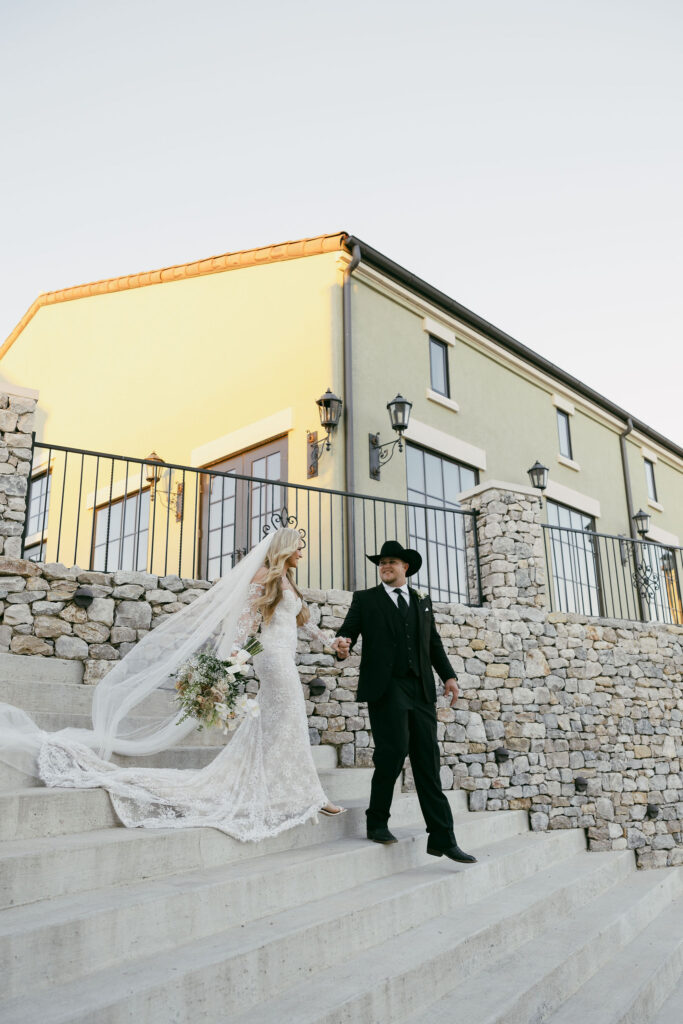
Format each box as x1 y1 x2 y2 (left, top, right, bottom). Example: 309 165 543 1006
0 528 346 841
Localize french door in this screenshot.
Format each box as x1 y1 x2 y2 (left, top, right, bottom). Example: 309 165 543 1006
200 437 288 579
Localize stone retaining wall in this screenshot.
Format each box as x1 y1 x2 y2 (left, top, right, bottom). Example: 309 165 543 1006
1 557 681 869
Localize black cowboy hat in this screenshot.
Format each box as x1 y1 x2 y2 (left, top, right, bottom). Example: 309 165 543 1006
366 540 422 577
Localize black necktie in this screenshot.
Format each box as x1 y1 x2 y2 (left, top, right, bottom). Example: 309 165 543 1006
394 589 409 619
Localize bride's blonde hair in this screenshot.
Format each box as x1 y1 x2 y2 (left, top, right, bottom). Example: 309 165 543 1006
253 528 310 627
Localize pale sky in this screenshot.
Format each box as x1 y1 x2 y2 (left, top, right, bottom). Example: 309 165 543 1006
2 0 681 445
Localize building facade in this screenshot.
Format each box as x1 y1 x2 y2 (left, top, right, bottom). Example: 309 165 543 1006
1 232 681 620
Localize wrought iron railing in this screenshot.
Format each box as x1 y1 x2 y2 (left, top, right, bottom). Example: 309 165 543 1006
21 439 483 605
542 523 683 625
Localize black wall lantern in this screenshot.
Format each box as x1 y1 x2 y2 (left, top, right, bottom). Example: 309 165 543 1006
633 508 651 538
307 389 343 478
493 747 510 764
369 394 413 481
527 460 549 493
646 802 659 820
574 776 589 793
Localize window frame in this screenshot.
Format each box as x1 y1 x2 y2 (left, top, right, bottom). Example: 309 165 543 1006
91 486 151 573
546 498 602 616
23 469 52 560
200 435 289 580
644 458 658 503
405 442 479 602
428 336 450 399
556 409 573 460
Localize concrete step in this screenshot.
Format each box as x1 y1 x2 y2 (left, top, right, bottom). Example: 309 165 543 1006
0 746 406 840
0 837 628 1024
0 652 83 686
651 969 683 1024
403 866 683 1024
0 673 183 719
0 787 120 841
0 742 338 791
0 790 469 909
234 848 642 1024
545 891 683 1024
0 810 535 998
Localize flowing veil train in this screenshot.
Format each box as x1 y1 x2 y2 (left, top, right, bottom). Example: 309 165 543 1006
0 530 333 840
0 535 272 778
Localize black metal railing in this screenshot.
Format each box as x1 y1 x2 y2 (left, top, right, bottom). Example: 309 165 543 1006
542 523 683 625
21 439 482 604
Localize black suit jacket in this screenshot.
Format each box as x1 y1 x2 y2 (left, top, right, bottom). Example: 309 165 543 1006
336 585 455 703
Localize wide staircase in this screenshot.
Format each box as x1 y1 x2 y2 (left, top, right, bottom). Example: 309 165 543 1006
0 653 682 1024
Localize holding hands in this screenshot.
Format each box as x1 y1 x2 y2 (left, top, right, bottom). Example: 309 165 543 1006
332 636 352 659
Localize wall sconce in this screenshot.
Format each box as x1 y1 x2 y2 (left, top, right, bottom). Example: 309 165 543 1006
527 460 549 493
574 776 589 793
145 453 184 522
633 508 651 537
307 389 343 478
369 394 413 481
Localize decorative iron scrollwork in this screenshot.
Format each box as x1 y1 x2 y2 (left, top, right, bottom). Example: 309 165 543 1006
262 508 307 547
632 561 661 601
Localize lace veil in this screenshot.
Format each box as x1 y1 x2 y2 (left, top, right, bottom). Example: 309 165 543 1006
0 532 274 776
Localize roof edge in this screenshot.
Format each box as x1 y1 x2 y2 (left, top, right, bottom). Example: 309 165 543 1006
1 232 348 360
345 235 683 463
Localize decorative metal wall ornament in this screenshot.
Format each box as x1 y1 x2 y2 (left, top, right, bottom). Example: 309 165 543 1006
632 561 661 602
262 508 307 547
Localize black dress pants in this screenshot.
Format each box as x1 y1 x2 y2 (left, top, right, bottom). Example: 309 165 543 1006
366 674 455 849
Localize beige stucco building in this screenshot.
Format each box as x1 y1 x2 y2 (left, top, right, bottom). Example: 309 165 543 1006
2 231 681 617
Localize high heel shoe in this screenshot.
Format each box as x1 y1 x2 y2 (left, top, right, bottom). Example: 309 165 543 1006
319 804 347 816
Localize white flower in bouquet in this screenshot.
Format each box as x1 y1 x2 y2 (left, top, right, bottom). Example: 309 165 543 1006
231 648 253 666
246 699 260 718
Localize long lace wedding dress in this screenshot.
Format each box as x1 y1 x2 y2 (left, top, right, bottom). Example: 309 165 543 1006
0 535 336 843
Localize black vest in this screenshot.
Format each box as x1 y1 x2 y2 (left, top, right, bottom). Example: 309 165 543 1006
392 591 422 678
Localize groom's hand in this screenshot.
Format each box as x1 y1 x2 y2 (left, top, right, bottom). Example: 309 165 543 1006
332 636 351 659
443 678 459 706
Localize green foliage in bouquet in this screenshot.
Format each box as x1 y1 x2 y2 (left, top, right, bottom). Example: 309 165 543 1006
173 636 263 731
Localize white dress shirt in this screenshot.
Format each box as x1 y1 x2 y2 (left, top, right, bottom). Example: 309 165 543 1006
382 581 410 607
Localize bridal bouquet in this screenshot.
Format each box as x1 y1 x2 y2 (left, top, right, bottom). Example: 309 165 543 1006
173 637 263 733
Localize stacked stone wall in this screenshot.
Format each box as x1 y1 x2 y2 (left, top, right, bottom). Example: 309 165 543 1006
0 393 36 560
1 558 681 868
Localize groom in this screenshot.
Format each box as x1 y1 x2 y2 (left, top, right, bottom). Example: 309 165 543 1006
332 541 476 864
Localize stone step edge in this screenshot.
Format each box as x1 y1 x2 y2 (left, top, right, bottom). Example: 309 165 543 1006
0 791 474 906
402 868 683 1024
0 822 551 999
0 810 534 938
0 841 630 1023
544 891 683 1024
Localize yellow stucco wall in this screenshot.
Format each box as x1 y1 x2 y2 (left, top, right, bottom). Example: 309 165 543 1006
1 253 345 486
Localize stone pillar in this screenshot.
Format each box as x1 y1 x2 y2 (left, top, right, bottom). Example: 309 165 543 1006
0 390 36 559
458 482 546 609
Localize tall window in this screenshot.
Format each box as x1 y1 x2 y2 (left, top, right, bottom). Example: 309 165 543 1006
202 437 288 580
92 490 150 572
644 459 658 502
24 472 52 561
429 337 450 398
557 409 573 460
546 499 600 615
406 444 478 602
